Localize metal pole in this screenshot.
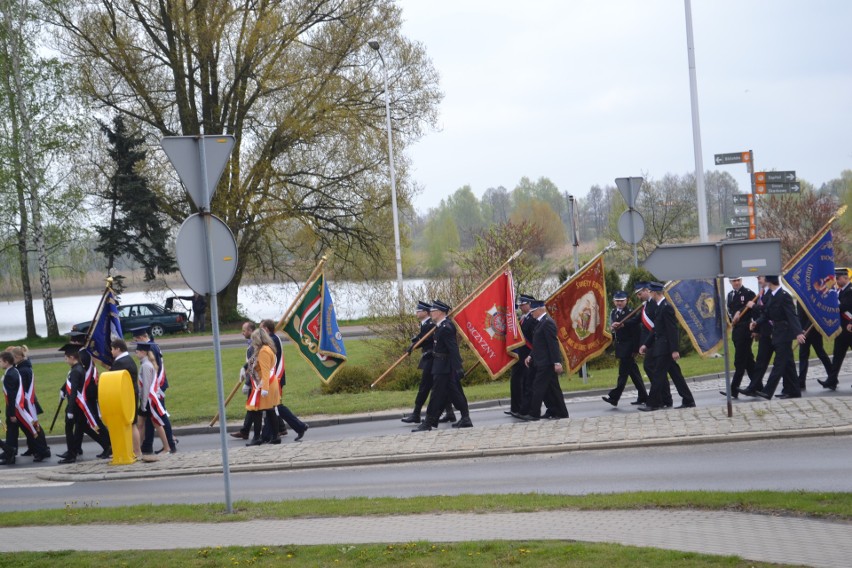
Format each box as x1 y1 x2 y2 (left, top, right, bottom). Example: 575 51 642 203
198 136 233 514
373 43 405 314
684 0 709 243
568 195 588 384
717 275 733 418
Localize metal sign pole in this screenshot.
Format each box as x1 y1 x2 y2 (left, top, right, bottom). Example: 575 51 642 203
198 137 233 514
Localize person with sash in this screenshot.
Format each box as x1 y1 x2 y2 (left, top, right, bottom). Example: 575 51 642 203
260 319 309 442
8 346 50 461
58 344 108 464
131 327 177 455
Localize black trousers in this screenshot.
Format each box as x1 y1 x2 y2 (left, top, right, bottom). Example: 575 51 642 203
527 365 568 419
425 371 469 425
731 325 755 391
247 409 278 440
608 355 647 403
141 398 176 452
746 332 774 391
65 404 107 454
4 415 48 457
799 330 832 387
828 330 852 387
764 339 800 398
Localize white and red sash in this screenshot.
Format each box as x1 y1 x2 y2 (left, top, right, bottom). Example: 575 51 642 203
4 370 38 437
641 303 655 331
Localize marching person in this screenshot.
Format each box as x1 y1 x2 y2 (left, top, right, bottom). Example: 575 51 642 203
740 276 772 397
509 294 537 417
521 299 569 421
134 343 168 458
639 282 695 411
821 267 852 391
797 308 833 391
58 344 108 464
751 275 806 399
260 319 309 442
67 331 111 459
401 301 437 424
1 350 42 466
603 290 648 407
412 300 472 431
8 346 50 461
724 277 757 398
244 328 281 445
110 339 141 459
131 327 177 455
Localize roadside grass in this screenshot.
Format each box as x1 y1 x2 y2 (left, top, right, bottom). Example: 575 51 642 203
0 541 784 568
28 335 835 426
1 491 849 527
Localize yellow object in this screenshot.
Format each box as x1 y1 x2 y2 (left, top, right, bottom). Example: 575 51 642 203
98 370 136 465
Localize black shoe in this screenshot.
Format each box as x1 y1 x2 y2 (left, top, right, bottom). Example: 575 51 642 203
230 431 249 439
32 453 48 463
57 451 71 460
269 437 282 445
817 379 837 391
630 400 645 405
676 402 696 409
0 456 15 465
21 449 34 457
638 404 662 412
97 448 112 459
439 413 457 423
412 422 433 432
518 414 539 422
602 396 617 407
246 438 263 446
777 393 801 399
58 456 76 464
452 416 473 428
503 410 515 416
754 390 771 400
719 390 738 399
739 388 757 397
294 423 310 442
400 413 421 424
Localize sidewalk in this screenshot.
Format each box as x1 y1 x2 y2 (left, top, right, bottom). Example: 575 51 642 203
0 507 849 567
37 395 852 483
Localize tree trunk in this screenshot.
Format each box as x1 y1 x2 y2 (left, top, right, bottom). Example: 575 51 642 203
3 0 59 337
14 176 36 338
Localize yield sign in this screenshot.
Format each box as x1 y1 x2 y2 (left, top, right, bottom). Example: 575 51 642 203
615 177 643 208
161 135 236 209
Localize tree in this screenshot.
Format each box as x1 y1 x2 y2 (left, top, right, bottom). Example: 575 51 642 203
444 185 484 248
50 0 442 320
703 170 739 233
510 199 566 259
95 115 177 282
422 207 459 273
481 185 511 224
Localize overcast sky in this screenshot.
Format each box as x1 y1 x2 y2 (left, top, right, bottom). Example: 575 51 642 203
397 0 852 214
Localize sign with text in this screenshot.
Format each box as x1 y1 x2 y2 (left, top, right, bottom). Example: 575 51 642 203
754 171 796 183
754 181 801 195
714 151 750 165
733 205 755 216
730 216 753 227
725 226 756 240
732 193 754 206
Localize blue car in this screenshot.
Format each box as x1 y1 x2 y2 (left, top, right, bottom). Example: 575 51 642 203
72 303 189 337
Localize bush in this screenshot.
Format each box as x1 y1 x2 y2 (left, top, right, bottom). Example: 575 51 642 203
374 364 422 392
321 365 373 394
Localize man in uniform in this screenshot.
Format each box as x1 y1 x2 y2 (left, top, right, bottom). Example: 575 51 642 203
639 282 695 411
401 301 436 424
412 300 472 431
509 294 536 417
58 344 108 464
821 267 852 391
725 276 757 398
740 276 772 396
521 299 569 421
603 290 647 407
751 275 806 399
797 307 833 390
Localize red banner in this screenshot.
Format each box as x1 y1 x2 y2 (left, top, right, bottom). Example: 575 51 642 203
545 255 612 373
453 271 525 379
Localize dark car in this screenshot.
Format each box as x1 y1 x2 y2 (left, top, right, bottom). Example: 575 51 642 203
72 303 189 337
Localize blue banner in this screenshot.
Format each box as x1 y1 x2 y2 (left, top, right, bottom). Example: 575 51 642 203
319 279 347 359
782 229 840 338
87 289 124 366
665 279 723 357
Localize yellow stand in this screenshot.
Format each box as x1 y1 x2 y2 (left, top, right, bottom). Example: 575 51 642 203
98 370 136 465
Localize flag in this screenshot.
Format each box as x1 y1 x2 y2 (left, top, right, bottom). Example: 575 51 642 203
453 270 524 379
281 272 347 384
665 279 723 357
782 228 840 338
545 254 612 374
86 287 124 366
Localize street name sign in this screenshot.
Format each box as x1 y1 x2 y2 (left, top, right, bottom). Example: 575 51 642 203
754 181 801 195
732 194 754 206
725 227 754 240
754 171 796 183
714 151 750 165
733 205 755 216
730 216 752 227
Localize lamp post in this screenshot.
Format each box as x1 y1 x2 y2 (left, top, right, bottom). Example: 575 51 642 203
368 39 405 313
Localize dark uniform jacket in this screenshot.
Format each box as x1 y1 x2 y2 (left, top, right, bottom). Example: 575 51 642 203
531 314 562 368
645 298 679 357
3 366 22 418
410 317 436 371
638 300 657 346
727 286 756 328
431 318 463 376
754 288 802 345
15 359 42 414
66 363 85 409
514 312 537 361
838 283 852 335
751 287 773 336
110 353 139 407
611 306 640 359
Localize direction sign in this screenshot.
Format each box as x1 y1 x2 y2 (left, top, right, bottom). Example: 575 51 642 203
714 151 750 165
733 205 755 216
730 216 752 227
615 177 644 209
725 227 755 240
161 135 236 209
754 181 801 195
754 171 796 183
731 194 754 206
642 239 780 280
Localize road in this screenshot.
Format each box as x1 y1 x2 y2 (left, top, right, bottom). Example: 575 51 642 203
2 382 851 512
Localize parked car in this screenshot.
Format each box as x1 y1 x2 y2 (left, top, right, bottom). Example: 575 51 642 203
71 303 189 337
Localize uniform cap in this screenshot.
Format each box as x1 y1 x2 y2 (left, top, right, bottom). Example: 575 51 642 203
134 342 153 352
765 275 780 285
58 343 81 356
430 299 451 313
836 267 849 278
129 326 150 337
648 282 665 292
530 299 546 309
416 300 432 312
633 281 649 292
516 294 536 307
613 290 628 300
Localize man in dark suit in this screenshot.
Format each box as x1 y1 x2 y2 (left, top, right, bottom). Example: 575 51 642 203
752 276 806 399
740 276 772 396
110 339 139 456
821 267 852 390
412 300 472 431
521 300 568 421
401 301 436 424
603 290 647 407
639 282 695 411
509 294 537 417
725 276 757 398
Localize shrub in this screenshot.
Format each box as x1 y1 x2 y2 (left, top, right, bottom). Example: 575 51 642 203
321 365 373 394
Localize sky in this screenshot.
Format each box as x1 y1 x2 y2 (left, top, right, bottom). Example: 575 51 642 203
396 0 852 214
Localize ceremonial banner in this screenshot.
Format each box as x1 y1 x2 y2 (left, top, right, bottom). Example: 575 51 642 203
453 270 524 379
281 273 347 384
665 279 723 357
546 254 612 373
87 287 124 366
782 229 840 338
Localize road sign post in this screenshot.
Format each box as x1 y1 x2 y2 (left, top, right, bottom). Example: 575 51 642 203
615 177 645 267
162 134 237 514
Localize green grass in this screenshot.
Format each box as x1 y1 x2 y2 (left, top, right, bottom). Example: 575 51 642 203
1 491 849 527
0 541 786 568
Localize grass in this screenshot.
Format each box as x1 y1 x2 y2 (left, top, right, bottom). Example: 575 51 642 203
1 491 849 527
28 333 836 426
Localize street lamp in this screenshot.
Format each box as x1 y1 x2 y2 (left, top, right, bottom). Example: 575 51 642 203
368 39 405 314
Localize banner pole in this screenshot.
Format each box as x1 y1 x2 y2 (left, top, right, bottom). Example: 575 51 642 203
275 255 329 332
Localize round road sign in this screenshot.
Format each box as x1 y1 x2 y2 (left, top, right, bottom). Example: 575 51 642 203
617 209 645 245
175 213 238 294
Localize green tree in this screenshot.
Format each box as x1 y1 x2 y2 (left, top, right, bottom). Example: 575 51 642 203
423 208 459 273
445 185 484 249
511 199 566 259
50 0 442 320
